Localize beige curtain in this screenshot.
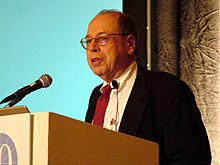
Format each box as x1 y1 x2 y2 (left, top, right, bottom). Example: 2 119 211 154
156 0 220 164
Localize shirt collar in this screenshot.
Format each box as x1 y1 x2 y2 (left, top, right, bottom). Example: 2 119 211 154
100 61 137 93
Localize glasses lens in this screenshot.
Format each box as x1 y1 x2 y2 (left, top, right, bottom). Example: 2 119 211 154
96 34 108 46
80 38 88 49
80 33 110 49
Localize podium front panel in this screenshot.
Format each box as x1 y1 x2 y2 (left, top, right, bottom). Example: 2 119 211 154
0 113 31 165
31 112 159 165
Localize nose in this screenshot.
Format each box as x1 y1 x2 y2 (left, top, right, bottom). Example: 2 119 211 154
87 39 100 52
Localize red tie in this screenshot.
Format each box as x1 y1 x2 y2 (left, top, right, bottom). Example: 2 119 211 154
93 84 112 127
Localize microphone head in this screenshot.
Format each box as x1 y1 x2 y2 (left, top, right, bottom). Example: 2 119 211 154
39 74 53 88
112 80 118 89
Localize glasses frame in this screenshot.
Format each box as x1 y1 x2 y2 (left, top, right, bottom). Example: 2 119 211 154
80 33 129 50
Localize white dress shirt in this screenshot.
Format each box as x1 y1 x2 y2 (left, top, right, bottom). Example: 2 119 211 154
99 61 137 131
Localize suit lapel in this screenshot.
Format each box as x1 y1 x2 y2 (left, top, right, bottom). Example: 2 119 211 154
85 85 102 123
119 66 150 136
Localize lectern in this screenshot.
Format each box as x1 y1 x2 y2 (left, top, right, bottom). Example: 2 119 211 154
0 106 159 165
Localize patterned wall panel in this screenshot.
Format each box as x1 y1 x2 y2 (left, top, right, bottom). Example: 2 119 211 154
156 0 180 76
180 1 220 164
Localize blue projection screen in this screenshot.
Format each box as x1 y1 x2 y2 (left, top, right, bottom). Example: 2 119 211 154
0 1 122 121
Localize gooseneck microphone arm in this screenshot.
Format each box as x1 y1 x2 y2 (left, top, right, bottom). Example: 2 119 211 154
4 97 23 108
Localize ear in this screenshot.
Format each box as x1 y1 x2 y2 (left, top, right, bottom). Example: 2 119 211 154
127 35 136 55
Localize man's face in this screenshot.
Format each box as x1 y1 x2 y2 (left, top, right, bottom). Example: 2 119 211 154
86 14 133 82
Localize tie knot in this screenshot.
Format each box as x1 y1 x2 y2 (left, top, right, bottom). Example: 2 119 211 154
103 84 112 95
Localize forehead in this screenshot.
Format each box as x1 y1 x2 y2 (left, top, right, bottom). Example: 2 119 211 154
87 13 120 37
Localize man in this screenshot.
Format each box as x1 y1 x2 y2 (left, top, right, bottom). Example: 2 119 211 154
80 9 211 164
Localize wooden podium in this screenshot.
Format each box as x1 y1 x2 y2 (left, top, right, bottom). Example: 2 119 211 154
0 106 159 165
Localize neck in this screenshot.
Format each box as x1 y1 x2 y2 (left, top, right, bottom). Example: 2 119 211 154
100 60 136 83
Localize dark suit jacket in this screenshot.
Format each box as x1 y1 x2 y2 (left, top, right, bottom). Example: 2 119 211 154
85 65 211 165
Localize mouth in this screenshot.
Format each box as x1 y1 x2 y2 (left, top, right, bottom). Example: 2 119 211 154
92 58 99 62
91 58 103 64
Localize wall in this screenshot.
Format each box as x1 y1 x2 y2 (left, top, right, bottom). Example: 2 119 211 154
0 0 122 120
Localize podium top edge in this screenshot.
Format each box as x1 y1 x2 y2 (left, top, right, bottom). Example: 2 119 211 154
0 105 30 116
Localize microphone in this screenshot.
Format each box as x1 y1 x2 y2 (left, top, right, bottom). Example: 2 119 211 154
0 74 52 105
111 80 119 131
112 80 118 89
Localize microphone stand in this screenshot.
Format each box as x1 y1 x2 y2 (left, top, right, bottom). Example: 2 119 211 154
4 97 23 108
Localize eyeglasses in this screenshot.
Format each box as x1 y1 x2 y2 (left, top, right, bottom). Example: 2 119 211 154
80 33 129 50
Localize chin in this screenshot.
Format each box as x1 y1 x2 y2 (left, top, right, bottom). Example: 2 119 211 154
93 70 103 76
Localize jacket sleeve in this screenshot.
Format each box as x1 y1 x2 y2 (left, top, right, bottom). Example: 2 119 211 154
162 80 211 165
